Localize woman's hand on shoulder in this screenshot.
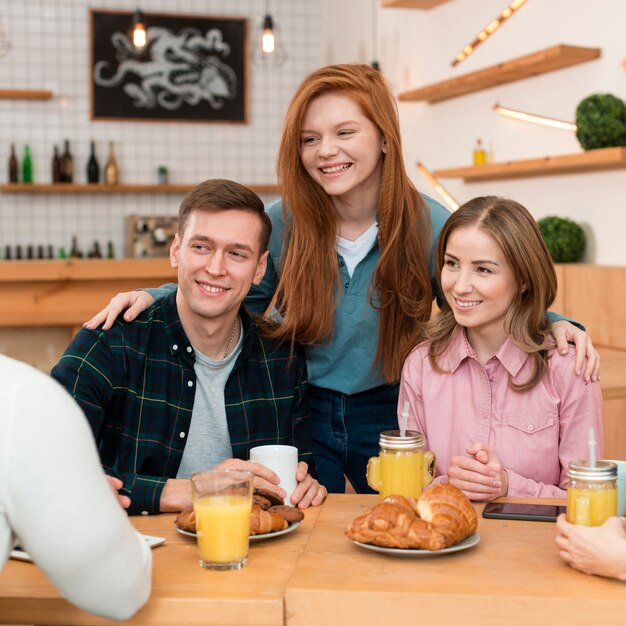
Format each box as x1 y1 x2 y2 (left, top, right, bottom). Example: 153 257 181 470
550 320 600 383
84 290 155 330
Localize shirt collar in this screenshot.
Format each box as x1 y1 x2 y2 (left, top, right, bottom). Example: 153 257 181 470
161 290 258 360
441 326 528 376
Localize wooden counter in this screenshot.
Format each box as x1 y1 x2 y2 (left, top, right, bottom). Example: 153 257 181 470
285 495 626 626
0 507 321 626
0 259 176 328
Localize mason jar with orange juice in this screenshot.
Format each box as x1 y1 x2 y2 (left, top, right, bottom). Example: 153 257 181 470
366 430 436 500
566 460 617 526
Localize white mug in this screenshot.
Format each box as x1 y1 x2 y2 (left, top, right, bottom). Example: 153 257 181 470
249 444 298 507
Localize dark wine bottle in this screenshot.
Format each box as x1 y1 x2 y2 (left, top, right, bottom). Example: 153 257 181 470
52 145 62 183
37 244 45 259
107 240 115 259
69 235 82 258
8 144 18 183
61 139 73 183
87 140 100 183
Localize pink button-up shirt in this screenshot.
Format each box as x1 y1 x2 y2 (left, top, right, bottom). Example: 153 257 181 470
398 328 603 497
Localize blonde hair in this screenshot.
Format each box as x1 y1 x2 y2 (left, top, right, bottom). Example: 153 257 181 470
428 196 557 391
265 64 432 383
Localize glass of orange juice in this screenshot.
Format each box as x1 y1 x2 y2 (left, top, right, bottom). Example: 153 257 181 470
366 430 436 500
191 469 253 570
566 460 618 526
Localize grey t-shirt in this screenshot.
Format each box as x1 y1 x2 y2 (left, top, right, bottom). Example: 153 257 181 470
176 329 243 479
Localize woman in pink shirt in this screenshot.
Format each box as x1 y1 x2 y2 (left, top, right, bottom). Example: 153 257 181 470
398 196 603 500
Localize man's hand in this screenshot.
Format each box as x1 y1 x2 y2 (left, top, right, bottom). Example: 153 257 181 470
550 320 600 382
289 462 327 509
160 458 284 512
447 442 507 501
84 290 155 331
105 475 131 509
556 515 626 580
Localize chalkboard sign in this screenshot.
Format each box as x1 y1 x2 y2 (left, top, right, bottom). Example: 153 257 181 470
90 10 247 123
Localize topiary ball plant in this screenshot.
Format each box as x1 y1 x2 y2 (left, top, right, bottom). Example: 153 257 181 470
537 216 586 263
575 93 626 150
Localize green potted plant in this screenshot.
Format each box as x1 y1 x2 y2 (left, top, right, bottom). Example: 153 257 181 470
575 93 626 151
537 216 586 263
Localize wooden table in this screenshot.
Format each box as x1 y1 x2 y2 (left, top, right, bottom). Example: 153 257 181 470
0 507 321 626
3 496 626 626
285 494 626 626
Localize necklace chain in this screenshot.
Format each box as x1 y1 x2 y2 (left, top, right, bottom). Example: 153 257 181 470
223 316 239 358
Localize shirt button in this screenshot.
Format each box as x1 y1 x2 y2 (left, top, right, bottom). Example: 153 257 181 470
188 380 193 387
527 424 534 432
179 431 186 438
172 344 178 351
141 510 149 516
344 282 349 289
186 346 193 353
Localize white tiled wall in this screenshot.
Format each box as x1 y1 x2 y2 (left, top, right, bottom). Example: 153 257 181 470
0 0 322 258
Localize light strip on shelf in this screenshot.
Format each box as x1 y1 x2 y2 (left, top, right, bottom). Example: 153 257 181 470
417 162 459 212
493 104 577 131
452 0 529 67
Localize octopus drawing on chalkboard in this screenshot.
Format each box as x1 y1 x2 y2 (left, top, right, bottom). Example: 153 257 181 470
94 27 237 111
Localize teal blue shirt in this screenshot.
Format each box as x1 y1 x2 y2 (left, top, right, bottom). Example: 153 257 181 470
149 195 578 395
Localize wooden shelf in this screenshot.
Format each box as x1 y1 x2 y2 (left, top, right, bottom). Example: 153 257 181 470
0 89 53 100
0 183 280 194
432 147 626 181
398 45 601 103
381 0 450 8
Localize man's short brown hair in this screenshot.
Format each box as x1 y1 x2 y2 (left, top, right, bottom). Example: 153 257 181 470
178 179 272 252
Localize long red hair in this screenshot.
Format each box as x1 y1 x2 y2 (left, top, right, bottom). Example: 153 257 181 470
266 64 432 383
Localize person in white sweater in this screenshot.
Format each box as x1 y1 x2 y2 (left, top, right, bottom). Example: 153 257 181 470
0 354 151 621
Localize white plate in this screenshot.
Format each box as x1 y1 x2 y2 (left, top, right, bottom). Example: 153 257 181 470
10 534 166 563
350 532 480 557
175 521 300 542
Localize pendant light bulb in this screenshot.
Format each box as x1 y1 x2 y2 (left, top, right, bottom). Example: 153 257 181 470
132 9 147 49
262 15 275 54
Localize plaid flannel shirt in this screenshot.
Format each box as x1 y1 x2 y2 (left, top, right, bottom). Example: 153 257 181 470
51 291 311 514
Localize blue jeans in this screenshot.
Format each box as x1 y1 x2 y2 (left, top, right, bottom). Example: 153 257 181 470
309 383 400 493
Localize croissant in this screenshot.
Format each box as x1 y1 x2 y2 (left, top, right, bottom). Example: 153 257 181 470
175 504 288 535
249 504 288 535
345 484 477 550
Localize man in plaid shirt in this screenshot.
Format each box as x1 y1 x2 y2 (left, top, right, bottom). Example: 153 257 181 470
52 179 326 515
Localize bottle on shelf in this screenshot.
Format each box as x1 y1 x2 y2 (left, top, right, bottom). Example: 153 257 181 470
107 240 115 259
473 139 486 166
22 145 33 183
69 235 82 258
58 246 67 259
88 240 103 258
87 140 100 184
15 245 23 260
487 141 494 164
37 244 45 259
4 245 11 260
61 139 73 183
46 244 54 259
8 143 18 183
26 245 34 260
52 145 62 183
104 141 119 185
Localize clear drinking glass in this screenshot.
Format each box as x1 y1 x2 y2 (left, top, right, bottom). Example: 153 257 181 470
191 469 253 570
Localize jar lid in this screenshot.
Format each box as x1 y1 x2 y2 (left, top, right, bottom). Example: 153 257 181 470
379 429 424 450
567 460 617 480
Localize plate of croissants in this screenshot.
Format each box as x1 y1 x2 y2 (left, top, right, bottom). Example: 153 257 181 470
345 484 479 556
174 488 304 541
